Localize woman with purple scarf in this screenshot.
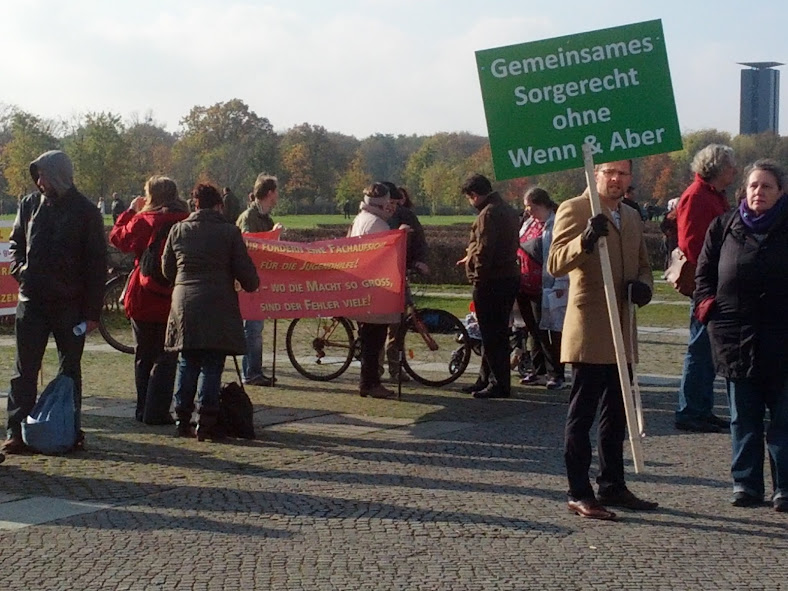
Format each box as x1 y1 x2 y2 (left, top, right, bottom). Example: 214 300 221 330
695 159 788 512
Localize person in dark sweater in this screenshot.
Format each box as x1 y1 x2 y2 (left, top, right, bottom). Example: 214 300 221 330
695 159 788 512
3 150 107 454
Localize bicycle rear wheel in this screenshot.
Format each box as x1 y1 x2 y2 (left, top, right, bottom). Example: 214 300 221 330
286 317 355 381
98 274 135 354
400 308 471 387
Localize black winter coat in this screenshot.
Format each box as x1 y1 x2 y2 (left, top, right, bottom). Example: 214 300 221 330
695 203 788 388
388 205 427 269
9 188 107 320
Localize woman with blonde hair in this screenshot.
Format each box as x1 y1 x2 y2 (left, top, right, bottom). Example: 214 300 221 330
109 175 189 424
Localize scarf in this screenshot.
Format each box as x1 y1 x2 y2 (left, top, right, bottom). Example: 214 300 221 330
359 201 390 220
738 193 788 234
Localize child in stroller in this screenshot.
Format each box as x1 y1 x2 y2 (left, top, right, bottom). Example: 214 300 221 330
460 301 532 377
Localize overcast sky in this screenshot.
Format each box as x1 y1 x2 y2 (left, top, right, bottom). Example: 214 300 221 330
1 0 785 138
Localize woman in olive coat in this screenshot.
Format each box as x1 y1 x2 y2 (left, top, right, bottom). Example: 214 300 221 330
162 183 259 439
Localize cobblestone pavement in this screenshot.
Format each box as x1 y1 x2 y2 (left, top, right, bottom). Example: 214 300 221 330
1 347 787 590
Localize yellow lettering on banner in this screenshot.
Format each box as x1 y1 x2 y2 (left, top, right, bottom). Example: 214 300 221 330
306 281 342 292
298 259 360 271
342 296 372 308
326 242 386 254
361 277 393 288
304 300 340 311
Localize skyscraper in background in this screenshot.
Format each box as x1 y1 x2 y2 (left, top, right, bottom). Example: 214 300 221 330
739 62 782 135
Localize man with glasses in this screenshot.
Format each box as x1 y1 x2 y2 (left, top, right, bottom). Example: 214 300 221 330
548 159 656 519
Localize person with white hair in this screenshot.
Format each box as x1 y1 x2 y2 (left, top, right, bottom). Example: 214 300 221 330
675 144 737 433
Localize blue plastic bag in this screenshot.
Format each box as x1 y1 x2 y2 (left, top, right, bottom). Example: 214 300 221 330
22 375 77 454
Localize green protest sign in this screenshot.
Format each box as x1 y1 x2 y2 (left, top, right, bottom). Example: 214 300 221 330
475 20 682 180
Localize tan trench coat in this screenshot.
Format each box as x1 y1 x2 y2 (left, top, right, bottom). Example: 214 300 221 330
547 191 652 365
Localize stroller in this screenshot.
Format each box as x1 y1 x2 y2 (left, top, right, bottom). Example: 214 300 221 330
458 301 533 377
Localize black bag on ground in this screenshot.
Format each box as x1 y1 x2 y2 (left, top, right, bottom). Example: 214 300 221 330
218 357 255 439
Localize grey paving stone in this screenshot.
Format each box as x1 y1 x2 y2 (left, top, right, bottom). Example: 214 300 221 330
0 496 112 530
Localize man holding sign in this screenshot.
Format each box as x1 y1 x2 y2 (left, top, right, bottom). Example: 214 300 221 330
548 159 656 519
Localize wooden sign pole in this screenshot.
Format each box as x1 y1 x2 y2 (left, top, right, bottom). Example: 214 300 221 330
582 144 645 473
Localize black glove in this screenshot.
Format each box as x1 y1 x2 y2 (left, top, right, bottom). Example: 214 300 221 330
627 280 652 307
580 213 609 253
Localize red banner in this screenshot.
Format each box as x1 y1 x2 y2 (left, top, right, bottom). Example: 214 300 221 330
0 242 18 316
239 229 407 320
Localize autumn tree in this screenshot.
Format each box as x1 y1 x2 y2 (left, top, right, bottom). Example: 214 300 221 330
403 132 488 211
122 113 176 196
357 133 422 183
0 111 61 197
172 99 277 194
279 142 318 213
63 112 129 200
335 153 371 212
278 123 357 211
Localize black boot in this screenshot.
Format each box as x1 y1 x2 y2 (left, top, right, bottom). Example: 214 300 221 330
174 409 194 438
196 407 224 442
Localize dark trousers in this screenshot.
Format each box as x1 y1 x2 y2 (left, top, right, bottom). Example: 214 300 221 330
546 332 564 380
358 322 388 389
565 363 629 500
131 319 178 423
7 299 85 439
516 292 564 379
473 277 519 393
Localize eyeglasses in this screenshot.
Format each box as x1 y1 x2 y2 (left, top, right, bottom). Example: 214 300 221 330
598 168 632 178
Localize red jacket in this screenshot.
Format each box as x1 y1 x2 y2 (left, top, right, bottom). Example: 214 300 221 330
676 174 730 265
109 204 189 322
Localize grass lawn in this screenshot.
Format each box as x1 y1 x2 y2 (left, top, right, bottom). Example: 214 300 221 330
272 214 476 229
1 213 477 228
412 279 690 329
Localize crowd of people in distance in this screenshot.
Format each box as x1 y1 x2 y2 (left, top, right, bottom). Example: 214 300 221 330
1 145 786 517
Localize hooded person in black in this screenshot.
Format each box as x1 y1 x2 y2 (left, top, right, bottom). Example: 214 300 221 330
3 150 107 454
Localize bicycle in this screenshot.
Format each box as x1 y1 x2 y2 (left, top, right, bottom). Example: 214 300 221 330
98 269 135 354
285 289 472 387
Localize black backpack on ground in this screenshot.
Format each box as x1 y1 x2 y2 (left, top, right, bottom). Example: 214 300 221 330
218 357 256 439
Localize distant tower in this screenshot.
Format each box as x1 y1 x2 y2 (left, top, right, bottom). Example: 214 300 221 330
739 62 782 135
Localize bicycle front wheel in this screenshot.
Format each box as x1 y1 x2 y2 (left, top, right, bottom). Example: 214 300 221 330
98 274 135 354
286 317 355 381
401 308 471 387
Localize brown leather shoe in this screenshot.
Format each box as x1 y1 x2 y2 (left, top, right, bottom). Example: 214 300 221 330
567 498 617 520
1 435 29 455
359 384 396 399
